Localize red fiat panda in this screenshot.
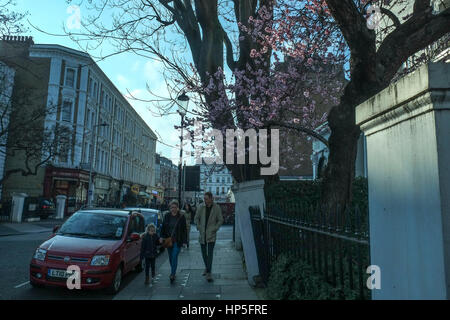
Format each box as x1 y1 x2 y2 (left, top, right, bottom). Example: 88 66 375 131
29 209 145 294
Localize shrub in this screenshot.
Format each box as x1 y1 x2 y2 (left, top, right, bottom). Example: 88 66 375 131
266 254 361 300
265 177 368 210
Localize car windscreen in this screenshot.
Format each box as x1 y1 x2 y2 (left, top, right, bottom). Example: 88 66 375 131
57 211 127 240
142 213 158 226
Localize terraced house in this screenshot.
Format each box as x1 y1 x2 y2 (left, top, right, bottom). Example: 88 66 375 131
0 36 157 216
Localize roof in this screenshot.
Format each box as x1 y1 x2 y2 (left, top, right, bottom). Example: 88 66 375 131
77 209 133 217
124 207 160 214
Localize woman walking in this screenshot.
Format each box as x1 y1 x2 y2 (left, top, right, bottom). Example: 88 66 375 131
183 203 194 248
160 199 187 283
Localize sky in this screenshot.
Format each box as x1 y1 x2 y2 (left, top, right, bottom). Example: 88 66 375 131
14 0 189 165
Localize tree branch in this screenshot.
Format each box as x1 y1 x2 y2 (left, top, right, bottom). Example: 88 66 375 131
325 0 375 58
268 121 329 148
377 6 450 81
380 7 401 28
221 24 236 70
414 0 431 15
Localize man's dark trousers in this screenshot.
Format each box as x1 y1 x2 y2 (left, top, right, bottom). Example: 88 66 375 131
200 242 215 273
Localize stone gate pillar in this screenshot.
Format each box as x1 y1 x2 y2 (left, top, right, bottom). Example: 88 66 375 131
356 62 450 299
11 193 27 223
56 195 67 220
232 179 265 287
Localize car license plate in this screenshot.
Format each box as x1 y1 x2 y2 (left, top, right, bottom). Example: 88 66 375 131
48 269 71 278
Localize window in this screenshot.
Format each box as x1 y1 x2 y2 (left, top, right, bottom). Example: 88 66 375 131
86 110 91 128
93 82 98 99
59 140 70 163
222 187 225 194
88 77 92 96
65 68 76 87
216 187 219 195
62 99 73 122
101 90 105 107
91 112 96 129
104 152 109 172
84 142 89 163
96 148 100 170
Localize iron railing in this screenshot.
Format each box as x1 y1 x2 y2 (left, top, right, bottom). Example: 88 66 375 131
250 201 371 299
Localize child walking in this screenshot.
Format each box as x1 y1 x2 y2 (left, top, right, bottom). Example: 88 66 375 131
140 224 161 285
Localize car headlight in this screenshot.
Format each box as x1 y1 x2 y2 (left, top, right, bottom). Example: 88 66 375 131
33 248 47 261
91 255 110 266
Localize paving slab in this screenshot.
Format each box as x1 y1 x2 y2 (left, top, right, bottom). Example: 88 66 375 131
114 226 260 300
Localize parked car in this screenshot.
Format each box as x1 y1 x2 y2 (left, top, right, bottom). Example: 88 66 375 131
124 207 162 236
29 209 145 294
37 198 56 219
124 207 165 253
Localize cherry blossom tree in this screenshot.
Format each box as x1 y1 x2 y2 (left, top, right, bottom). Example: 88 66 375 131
64 0 449 207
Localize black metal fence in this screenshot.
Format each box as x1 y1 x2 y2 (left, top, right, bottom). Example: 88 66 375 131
250 201 371 299
0 200 11 221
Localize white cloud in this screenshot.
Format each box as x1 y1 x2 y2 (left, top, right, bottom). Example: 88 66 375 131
116 74 130 89
131 61 141 72
144 59 165 87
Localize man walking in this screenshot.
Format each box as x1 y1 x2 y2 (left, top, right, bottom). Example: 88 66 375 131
194 192 223 282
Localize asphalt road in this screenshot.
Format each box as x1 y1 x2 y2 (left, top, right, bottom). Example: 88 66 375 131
0 224 234 300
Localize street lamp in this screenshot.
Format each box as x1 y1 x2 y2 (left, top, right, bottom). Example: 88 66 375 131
177 91 189 204
88 122 109 207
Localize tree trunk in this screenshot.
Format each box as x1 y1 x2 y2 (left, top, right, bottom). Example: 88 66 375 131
321 103 361 209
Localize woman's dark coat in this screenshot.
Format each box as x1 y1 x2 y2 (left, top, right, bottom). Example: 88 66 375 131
160 211 187 246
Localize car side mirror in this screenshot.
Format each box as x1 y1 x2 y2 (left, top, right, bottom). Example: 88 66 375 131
53 225 60 233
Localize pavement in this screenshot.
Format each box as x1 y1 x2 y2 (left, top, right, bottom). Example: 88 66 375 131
0 220 58 237
114 227 260 300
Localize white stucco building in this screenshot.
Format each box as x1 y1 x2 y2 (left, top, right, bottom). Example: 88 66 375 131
200 163 234 203
0 37 158 212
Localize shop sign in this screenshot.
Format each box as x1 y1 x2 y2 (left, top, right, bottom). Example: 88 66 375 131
131 184 140 194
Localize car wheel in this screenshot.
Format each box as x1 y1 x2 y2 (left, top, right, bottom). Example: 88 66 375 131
107 266 122 295
30 280 43 288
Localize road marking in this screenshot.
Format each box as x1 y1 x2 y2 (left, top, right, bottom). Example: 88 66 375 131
14 281 30 289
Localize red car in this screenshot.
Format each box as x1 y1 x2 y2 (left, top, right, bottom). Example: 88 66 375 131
29 209 145 294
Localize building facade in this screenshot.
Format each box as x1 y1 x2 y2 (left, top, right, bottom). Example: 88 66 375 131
311 122 368 180
159 155 178 201
0 61 15 201
200 163 234 203
0 37 157 214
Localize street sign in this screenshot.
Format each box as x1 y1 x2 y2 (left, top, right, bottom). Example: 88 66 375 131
131 184 140 194
88 190 93 196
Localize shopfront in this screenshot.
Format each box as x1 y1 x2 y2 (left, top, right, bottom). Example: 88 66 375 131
43 167 90 216
94 176 110 206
